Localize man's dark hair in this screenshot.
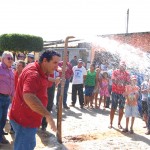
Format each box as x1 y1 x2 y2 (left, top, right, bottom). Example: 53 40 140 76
91 63 95 69
39 50 61 63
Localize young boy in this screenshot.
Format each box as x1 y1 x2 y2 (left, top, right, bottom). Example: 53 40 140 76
122 75 139 134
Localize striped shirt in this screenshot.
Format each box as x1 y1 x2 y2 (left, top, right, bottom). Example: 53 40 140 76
0 62 14 96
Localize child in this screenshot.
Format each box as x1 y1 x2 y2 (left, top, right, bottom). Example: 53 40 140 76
99 71 110 109
122 75 139 134
93 66 101 108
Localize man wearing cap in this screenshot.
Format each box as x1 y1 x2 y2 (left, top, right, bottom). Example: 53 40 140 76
17 53 26 61
71 59 87 108
9 50 60 150
27 53 35 64
109 61 130 129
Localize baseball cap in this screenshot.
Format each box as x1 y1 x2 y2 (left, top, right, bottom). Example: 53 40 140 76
18 53 25 58
27 53 34 58
78 59 83 62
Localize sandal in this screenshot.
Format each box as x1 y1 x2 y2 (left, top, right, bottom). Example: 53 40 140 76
90 105 93 109
122 128 128 133
130 129 134 134
118 124 123 129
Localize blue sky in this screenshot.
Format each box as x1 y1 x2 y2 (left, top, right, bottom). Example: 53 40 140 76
0 0 149 40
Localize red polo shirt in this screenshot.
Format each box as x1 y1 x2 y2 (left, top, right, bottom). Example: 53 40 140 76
9 62 48 128
14 71 19 90
112 69 130 94
58 61 73 79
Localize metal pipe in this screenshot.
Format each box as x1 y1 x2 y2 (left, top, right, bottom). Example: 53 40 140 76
126 8 129 34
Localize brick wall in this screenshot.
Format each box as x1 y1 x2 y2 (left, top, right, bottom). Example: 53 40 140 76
91 32 150 62
108 32 150 52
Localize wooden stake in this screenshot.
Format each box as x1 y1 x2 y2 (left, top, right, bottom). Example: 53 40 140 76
57 36 75 143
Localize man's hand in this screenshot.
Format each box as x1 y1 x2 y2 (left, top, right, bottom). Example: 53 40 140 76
57 66 62 72
55 77 61 86
46 114 57 132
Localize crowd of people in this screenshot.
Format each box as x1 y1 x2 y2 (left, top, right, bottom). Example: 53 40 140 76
0 50 150 150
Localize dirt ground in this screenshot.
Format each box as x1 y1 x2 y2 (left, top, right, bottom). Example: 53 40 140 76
1 89 150 150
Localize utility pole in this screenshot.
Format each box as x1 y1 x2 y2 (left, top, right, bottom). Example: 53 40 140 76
57 36 75 143
126 8 129 34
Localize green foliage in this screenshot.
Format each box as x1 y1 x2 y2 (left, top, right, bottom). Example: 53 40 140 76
0 34 43 52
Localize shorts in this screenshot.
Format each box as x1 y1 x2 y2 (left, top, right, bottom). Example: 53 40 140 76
111 92 125 110
85 86 95 96
142 101 148 115
125 105 139 117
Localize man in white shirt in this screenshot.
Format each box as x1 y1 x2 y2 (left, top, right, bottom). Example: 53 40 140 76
71 59 87 108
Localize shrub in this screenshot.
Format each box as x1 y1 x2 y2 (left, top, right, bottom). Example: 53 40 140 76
0 34 43 52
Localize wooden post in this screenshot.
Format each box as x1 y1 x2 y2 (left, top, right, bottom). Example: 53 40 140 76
57 36 75 143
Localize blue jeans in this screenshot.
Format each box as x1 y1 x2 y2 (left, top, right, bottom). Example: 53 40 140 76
56 79 70 107
10 120 37 150
0 95 10 142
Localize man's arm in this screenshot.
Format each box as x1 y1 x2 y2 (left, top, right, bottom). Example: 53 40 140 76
23 93 57 132
48 76 61 85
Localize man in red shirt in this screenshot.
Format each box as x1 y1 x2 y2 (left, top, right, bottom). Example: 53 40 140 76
56 54 73 109
9 50 60 150
109 61 130 129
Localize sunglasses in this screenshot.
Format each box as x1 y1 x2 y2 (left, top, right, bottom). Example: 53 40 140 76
7 57 13 60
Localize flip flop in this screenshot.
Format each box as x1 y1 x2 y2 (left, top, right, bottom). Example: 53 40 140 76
122 128 128 132
130 129 134 134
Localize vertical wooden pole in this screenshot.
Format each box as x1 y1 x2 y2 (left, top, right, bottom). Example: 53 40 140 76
57 36 74 143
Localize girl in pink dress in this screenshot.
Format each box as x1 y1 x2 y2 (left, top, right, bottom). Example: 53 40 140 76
99 72 110 109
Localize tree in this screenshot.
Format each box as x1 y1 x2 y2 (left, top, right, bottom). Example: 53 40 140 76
0 34 43 52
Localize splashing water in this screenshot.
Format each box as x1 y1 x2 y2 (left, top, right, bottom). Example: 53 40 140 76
78 35 150 75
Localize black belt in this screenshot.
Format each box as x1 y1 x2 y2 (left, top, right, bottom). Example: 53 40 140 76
0 93 9 97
